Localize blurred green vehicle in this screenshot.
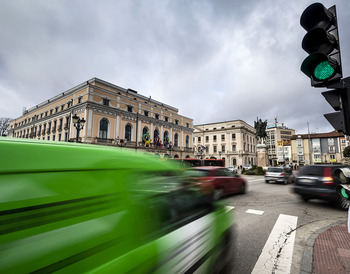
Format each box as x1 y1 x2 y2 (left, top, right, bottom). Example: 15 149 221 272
0 138 235 273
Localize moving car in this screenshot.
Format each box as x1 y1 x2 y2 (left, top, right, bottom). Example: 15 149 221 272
293 164 350 210
190 166 247 200
0 138 235 273
265 166 295 184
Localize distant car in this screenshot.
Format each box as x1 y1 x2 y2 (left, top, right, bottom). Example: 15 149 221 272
265 166 295 185
189 167 247 200
243 165 252 170
293 164 350 210
226 166 238 174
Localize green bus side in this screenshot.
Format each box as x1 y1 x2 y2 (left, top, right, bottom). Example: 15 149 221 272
0 138 234 273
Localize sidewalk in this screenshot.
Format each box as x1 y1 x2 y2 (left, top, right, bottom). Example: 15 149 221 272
301 221 350 273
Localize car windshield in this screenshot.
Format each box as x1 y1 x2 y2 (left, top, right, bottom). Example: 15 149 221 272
268 167 283 172
299 166 325 176
183 169 210 177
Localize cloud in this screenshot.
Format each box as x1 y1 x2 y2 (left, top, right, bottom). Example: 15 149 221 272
0 0 348 135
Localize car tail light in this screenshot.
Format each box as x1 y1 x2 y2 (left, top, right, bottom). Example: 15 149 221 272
322 167 334 185
281 173 285 176
196 177 214 195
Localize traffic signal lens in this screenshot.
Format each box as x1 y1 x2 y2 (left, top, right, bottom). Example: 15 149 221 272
314 61 335 80
341 188 349 199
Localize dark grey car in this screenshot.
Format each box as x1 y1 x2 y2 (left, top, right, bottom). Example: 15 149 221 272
265 166 295 185
293 164 350 210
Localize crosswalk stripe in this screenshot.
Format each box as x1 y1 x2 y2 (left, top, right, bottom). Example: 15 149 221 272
251 214 298 274
246 209 264 215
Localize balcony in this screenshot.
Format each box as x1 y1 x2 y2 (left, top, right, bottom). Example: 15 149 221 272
64 123 69 130
47 128 51 134
52 127 56 133
58 125 62 131
96 138 114 145
42 129 46 135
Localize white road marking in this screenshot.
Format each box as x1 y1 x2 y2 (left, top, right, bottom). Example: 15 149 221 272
246 209 264 215
251 214 298 274
225 206 235 212
246 178 264 182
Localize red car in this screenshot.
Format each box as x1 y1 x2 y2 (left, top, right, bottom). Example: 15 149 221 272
189 167 247 200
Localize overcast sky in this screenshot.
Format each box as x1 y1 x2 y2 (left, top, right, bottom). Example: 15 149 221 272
1 0 350 134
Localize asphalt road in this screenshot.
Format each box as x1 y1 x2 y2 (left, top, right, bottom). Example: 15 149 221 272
219 175 348 274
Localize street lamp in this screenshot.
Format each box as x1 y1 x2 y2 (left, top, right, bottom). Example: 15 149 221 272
115 136 127 147
72 114 86 143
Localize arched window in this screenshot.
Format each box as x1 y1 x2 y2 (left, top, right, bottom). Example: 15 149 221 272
163 130 169 142
232 158 237 166
185 135 190 148
99 118 109 139
174 133 179 147
125 124 132 141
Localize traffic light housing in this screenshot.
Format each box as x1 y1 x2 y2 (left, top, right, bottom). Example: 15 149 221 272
334 168 350 200
300 3 342 87
322 82 350 135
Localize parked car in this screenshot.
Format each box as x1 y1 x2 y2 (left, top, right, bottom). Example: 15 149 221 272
293 164 350 210
226 166 238 174
0 138 235 273
188 166 247 200
265 166 295 184
243 164 252 170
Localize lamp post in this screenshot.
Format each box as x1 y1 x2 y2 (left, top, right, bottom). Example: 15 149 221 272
115 137 127 147
72 114 86 143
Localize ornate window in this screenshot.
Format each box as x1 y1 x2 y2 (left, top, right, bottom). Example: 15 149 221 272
99 118 109 139
174 133 179 147
125 124 132 141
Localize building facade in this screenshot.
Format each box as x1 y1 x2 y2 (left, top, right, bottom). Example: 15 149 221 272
291 131 346 166
9 78 194 158
266 120 296 166
193 120 257 167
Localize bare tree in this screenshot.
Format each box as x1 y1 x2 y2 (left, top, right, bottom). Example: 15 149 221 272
0 118 11 136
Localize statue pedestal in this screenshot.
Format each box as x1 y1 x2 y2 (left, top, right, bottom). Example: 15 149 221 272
257 144 269 167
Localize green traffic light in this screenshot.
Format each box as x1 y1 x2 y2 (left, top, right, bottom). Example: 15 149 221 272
341 188 349 199
314 61 335 80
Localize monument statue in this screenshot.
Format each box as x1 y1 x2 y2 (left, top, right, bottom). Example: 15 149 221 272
254 118 267 144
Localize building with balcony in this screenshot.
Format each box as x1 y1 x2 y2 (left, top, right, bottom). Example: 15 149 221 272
266 119 295 166
290 131 346 166
193 120 256 167
8 78 194 158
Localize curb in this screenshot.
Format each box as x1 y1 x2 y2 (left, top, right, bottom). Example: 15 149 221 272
300 220 347 274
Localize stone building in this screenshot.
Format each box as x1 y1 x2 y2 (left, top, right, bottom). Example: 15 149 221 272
290 131 346 166
266 120 295 166
8 78 193 158
193 120 257 167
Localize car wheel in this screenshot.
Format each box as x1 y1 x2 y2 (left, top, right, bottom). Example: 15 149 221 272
213 189 223 201
239 183 246 194
284 178 288 185
265 180 269 184
338 197 350 210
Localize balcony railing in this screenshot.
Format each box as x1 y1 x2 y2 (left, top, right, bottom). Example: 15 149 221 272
64 123 69 129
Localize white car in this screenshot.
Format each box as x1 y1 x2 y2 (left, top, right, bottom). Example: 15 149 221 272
226 166 238 174
243 165 252 170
